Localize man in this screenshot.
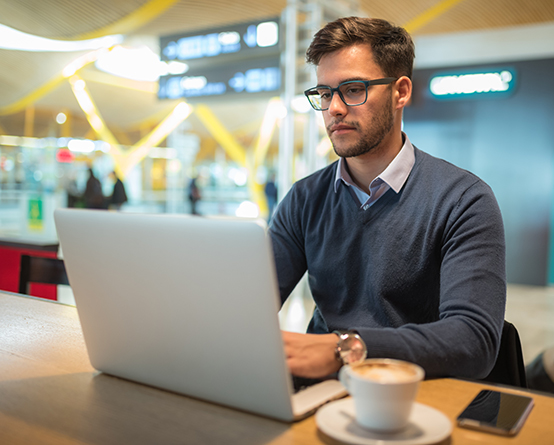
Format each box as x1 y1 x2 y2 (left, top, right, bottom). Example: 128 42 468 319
269 17 506 381
109 170 128 210
188 176 201 215
84 167 105 209
264 172 278 222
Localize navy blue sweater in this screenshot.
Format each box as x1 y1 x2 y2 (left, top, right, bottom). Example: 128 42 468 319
269 147 506 378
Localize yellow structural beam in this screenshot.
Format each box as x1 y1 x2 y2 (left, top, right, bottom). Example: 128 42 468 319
194 104 247 166
74 0 181 40
68 75 121 149
253 97 281 170
117 102 193 178
60 109 72 138
193 102 279 216
119 103 183 133
251 98 283 217
403 0 467 33
0 74 66 116
24 106 35 138
1 0 172 113
69 68 193 180
0 48 107 116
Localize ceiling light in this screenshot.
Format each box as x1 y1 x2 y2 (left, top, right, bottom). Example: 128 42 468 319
0 135 21 146
95 45 188 82
0 24 122 52
68 139 95 153
56 113 67 124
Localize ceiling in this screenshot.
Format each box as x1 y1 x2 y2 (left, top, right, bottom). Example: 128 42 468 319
1 0 554 151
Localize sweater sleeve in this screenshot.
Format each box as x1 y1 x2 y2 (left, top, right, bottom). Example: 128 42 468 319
268 184 308 305
351 180 506 379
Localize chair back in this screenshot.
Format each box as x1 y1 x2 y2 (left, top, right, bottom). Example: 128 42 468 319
18 255 69 295
482 320 527 388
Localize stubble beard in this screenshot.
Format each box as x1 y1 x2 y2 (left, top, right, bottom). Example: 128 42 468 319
329 94 395 158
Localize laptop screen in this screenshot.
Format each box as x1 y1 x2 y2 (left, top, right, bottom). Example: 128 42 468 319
55 209 297 420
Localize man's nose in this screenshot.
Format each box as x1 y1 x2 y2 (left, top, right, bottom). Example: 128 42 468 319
327 92 348 116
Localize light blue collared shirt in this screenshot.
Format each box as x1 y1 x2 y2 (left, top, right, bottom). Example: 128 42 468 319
334 133 415 210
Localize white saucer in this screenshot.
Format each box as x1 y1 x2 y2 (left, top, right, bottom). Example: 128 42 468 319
316 399 452 445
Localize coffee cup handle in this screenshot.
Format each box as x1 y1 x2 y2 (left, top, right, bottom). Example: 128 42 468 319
339 366 350 391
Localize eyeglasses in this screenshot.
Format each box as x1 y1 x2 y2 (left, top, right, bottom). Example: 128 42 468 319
304 78 397 111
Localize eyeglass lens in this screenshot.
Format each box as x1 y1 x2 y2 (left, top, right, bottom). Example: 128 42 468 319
308 81 367 110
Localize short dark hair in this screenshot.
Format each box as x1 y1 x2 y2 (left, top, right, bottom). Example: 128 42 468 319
306 17 415 79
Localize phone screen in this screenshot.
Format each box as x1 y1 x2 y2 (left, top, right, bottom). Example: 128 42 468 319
457 389 534 436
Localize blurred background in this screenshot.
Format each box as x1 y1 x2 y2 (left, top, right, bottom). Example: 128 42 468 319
0 0 554 290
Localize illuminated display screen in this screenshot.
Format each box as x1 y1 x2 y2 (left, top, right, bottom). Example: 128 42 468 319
159 18 281 100
158 57 281 100
429 68 517 100
160 19 280 62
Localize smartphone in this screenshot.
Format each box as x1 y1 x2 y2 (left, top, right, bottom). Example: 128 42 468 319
456 389 534 436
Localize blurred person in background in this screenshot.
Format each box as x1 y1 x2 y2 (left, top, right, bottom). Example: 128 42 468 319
264 172 278 222
108 170 128 211
83 167 105 209
187 175 201 215
64 171 81 208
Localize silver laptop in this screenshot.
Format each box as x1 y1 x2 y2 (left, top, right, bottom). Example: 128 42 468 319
54 208 345 421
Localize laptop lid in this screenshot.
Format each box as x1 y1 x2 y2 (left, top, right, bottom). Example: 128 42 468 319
54 209 344 421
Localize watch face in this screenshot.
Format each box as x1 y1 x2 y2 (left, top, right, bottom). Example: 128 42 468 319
339 335 367 364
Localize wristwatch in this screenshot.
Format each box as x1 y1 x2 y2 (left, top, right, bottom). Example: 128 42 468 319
333 330 367 365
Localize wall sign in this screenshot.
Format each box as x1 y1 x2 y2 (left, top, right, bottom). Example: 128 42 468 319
159 18 281 100
160 20 279 62
28 197 43 231
429 68 517 100
158 56 280 100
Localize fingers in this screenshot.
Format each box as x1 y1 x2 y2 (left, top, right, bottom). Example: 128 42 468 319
281 331 341 378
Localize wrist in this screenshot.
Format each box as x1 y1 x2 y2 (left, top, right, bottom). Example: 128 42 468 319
333 330 367 366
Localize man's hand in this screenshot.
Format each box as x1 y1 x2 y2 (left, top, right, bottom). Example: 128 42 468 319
282 331 341 378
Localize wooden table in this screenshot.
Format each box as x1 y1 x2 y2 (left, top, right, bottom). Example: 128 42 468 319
1 291 552 444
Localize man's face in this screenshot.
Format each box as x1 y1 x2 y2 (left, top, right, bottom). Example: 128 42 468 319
316 44 396 158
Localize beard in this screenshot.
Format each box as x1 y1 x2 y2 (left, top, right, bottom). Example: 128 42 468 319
328 93 394 158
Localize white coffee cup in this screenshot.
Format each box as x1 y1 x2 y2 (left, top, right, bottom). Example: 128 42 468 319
339 358 425 432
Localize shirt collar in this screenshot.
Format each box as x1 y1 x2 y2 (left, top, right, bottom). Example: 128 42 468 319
334 133 415 193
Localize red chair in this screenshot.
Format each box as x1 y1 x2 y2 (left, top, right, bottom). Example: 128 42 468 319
18 255 69 295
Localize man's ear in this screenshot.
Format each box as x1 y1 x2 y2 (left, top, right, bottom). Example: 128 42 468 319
394 76 412 110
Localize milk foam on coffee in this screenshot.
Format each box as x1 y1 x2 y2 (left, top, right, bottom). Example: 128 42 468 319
353 362 418 383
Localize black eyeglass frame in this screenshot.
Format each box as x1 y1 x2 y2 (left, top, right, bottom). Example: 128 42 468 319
304 77 398 111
